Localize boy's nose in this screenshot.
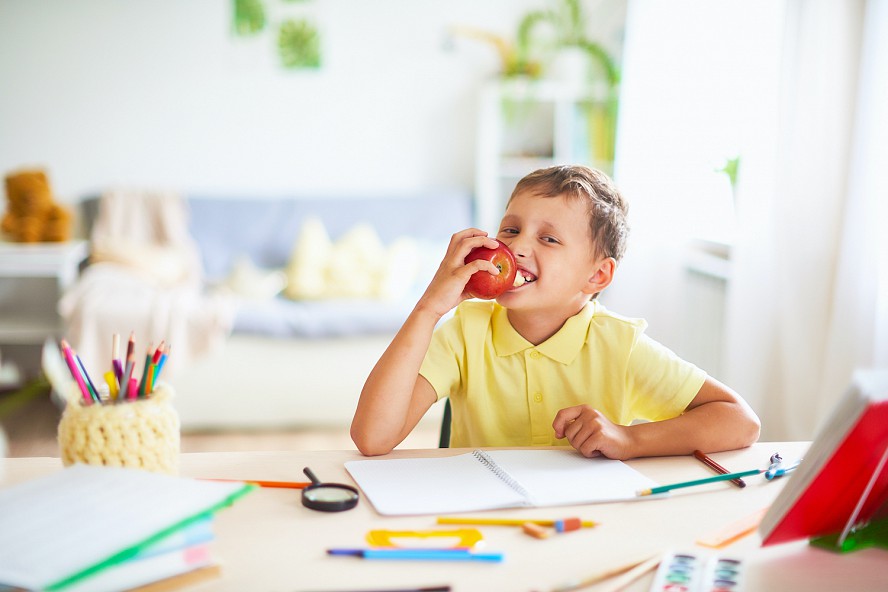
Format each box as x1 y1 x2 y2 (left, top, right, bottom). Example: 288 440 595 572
505 237 528 259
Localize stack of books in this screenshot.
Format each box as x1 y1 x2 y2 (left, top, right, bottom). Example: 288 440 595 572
0 464 253 591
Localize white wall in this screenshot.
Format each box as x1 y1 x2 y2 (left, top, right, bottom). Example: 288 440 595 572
0 0 626 202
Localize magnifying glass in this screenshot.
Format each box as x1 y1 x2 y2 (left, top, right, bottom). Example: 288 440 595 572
301 467 360 512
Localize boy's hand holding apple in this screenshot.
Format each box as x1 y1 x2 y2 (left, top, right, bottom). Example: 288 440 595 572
414 230 503 318
415 230 528 321
464 239 525 299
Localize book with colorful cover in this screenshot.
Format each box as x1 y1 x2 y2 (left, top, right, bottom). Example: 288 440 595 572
63 542 215 592
0 464 253 591
759 369 888 547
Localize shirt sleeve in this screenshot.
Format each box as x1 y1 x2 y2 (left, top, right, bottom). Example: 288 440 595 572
625 332 707 421
419 314 465 402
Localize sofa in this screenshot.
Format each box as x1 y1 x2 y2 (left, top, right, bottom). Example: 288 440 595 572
76 191 473 431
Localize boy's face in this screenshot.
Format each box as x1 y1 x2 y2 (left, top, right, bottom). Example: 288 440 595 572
494 190 611 315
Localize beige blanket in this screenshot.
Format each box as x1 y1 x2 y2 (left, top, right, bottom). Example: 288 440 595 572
59 189 235 377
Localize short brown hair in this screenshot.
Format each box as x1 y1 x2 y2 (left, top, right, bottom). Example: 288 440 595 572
509 165 630 261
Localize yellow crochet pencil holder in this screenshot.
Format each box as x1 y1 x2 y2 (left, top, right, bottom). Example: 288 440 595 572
57 382 180 475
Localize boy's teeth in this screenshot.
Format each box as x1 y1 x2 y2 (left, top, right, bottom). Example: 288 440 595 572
513 274 525 287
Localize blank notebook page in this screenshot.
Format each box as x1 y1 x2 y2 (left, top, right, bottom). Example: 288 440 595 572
346 452 528 515
482 449 657 506
345 449 658 516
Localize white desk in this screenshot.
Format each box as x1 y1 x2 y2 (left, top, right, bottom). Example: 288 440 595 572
2 443 887 592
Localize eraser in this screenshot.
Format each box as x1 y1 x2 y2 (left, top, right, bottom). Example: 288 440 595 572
555 517 582 533
522 522 552 539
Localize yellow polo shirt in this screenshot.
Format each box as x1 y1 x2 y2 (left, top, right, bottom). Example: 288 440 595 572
420 300 707 448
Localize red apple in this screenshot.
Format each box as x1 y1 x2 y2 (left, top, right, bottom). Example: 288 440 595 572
464 239 518 299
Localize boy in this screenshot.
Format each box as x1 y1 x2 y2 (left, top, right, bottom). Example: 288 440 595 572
351 165 760 458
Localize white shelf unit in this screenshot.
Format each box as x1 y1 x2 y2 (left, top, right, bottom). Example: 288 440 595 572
475 79 615 232
0 240 88 345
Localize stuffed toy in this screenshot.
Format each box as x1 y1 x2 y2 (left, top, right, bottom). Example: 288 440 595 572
1 169 72 242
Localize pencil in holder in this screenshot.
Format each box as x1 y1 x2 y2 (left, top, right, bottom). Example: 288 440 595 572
57 382 180 475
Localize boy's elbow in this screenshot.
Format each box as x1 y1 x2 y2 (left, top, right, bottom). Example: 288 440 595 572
735 408 762 448
350 425 395 457
746 414 762 446
355 441 395 457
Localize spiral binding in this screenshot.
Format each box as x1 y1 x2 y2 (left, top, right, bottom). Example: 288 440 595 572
472 450 534 503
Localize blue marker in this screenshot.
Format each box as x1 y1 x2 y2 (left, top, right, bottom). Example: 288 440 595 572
327 548 503 562
765 458 802 480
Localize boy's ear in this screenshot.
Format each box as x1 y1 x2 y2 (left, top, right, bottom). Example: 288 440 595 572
582 257 616 295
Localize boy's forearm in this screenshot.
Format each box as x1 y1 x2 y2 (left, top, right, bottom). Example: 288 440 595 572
625 401 761 458
363 305 442 399
350 305 442 454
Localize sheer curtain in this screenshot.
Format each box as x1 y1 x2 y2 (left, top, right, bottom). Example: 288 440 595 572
610 1 782 377
614 0 887 441
610 0 781 343
724 0 888 440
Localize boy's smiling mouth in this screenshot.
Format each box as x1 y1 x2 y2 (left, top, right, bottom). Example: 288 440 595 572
513 269 537 287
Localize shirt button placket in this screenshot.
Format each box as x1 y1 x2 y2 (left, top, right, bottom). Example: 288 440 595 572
526 349 548 444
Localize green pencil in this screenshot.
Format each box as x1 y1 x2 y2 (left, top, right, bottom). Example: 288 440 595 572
637 468 764 496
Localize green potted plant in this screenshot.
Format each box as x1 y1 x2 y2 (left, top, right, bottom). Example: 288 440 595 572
516 0 619 89
448 25 543 79
516 0 621 163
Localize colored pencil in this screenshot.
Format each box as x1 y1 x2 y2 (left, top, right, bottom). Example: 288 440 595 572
121 347 135 401
296 588 450 592
201 478 311 489
153 344 170 382
144 362 155 395
694 450 746 488
637 469 763 496
60 340 92 404
74 354 100 403
111 333 122 382
144 342 165 394
296 588 451 592
437 516 596 528
138 344 152 397
125 331 135 360
550 552 660 592
596 554 662 592
152 340 165 364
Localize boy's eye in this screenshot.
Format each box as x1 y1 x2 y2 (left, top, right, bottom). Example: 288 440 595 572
541 236 560 244
499 228 518 235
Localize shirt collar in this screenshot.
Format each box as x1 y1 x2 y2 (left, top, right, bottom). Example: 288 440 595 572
492 301 597 364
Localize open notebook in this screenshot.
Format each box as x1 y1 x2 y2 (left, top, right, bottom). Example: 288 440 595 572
345 449 659 516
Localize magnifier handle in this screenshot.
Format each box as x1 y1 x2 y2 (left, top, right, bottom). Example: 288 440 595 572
303 466 321 485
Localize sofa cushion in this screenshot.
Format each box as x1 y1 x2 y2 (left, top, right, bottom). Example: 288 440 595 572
232 297 415 338
78 190 474 339
187 191 471 283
